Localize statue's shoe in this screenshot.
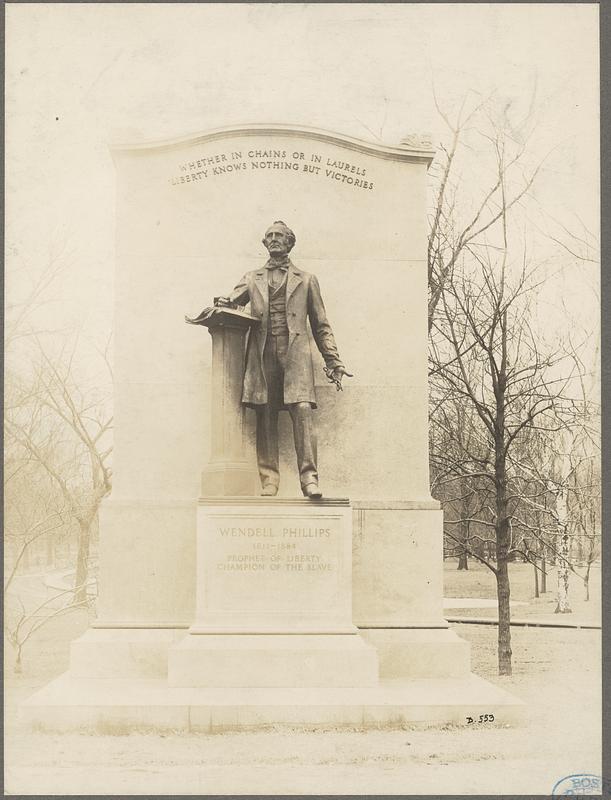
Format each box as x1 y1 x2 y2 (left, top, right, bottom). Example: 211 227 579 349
261 483 278 497
303 482 322 499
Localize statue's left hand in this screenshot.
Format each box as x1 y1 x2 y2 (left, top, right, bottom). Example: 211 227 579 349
324 366 354 391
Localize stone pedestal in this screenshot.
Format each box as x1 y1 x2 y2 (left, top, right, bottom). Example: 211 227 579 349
168 499 379 688
191 499 356 633
169 635 377 689
352 500 470 677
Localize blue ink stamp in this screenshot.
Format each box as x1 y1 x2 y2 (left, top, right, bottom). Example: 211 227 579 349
552 774 605 795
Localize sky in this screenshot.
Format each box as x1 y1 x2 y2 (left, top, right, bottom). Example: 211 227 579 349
5 3 599 368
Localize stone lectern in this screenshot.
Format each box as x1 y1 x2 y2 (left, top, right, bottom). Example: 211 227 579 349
23 124 521 730
186 306 260 497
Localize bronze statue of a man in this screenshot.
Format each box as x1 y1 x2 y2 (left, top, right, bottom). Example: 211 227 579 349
213 221 351 498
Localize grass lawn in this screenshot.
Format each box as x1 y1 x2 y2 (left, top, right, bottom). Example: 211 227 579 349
443 559 601 624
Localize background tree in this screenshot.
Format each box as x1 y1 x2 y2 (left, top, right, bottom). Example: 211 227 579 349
429 237 583 674
427 94 598 674
427 91 542 332
5 337 113 603
430 396 494 571
4 256 114 670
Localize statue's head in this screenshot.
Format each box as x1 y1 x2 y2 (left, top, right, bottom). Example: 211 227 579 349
262 221 296 257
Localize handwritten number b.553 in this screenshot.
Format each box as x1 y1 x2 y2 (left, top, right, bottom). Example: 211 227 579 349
466 714 495 724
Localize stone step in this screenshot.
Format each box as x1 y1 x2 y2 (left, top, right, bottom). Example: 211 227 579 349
21 673 525 733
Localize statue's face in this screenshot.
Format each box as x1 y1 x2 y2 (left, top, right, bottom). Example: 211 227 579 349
263 224 292 256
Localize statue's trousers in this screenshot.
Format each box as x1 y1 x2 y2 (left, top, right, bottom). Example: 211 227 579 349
254 332 318 490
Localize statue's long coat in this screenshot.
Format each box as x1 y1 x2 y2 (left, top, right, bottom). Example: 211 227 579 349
227 262 343 408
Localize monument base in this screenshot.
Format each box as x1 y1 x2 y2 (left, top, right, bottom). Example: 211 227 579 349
66 626 472 681
21 672 525 732
21 494 525 731
168 633 378 688
360 628 471 679
70 627 186 678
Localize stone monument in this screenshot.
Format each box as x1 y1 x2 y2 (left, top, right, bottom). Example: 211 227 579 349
23 124 522 730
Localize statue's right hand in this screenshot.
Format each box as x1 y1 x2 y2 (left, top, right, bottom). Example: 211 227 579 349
214 296 232 307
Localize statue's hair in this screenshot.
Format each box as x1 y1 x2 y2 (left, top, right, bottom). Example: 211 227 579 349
264 220 296 250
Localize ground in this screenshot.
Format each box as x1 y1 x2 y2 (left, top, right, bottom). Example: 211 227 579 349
4 562 601 795
443 559 601 624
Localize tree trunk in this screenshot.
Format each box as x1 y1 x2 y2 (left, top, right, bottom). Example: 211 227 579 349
496 558 512 675
14 646 23 674
493 383 512 676
583 563 591 602
74 520 92 603
554 487 572 614
555 536 572 614
541 554 547 593
456 517 469 569
555 556 571 613
533 557 539 598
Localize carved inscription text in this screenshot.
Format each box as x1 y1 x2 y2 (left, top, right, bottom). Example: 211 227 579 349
170 148 375 191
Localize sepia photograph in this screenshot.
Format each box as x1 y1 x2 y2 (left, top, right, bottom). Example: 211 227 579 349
4 2 601 795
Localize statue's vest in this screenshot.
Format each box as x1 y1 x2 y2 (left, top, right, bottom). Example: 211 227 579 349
268 275 289 336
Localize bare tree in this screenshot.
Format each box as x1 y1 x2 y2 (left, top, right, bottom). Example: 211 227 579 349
5 335 113 603
427 91 543 332
5 583 94 673
501 387 601 614
430 396 494 571
429 232 583 674
4 493 67 596
426 91 600 672
571 459 601 602
4 249 113 673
